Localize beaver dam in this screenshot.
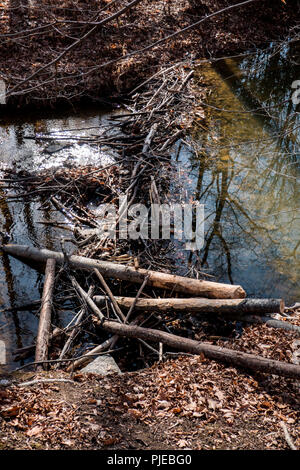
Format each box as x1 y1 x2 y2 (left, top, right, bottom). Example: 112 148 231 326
0 38 299 383
0 1 299 452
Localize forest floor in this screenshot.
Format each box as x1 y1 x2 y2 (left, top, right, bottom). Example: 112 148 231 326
0 0 299 109
1 309 300 450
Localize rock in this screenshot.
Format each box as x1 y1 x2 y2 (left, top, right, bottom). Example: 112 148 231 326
80 354 121 376
0 340 6 365
44 143 71 154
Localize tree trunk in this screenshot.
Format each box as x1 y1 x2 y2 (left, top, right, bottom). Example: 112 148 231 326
73 283 300 379
2 244 246 299
93 296 284 315
101 320 300 379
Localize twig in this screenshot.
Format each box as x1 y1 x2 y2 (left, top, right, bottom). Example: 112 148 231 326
14 348 125 371
18 378 74 387
93 268 126 322
280 422 298 450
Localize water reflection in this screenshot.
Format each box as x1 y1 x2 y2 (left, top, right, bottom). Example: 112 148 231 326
0 107 118 368
174 43 300 303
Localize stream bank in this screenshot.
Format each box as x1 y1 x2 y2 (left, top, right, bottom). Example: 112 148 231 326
0 1 300 452
0 0 299 110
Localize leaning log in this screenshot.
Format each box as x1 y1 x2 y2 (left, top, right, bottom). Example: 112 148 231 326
1 244 246 299
93 296 284 315
35 258 56 370
76 283 300 379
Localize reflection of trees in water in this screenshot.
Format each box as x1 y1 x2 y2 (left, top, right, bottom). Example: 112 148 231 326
0 189 22 354
185 143 299 290
215 41 300 159
185 46 300 289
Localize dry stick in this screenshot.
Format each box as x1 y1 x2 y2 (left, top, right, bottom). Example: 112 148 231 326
70 277 105 323
124 274 150 323
6 0 145 97
13 317 87 361
94 273 150 356
15 348 124 371
93 268 126 322
103 322 300 380
1 245 246 299
67 284 300 379
18 379 74 387
66 336 116 372
67 277 149 371
159 342 163 362
116 273 151 354
51 196 97 228
280 422 298 451
58 286 94 362
142 123 158 154
35 259 56 371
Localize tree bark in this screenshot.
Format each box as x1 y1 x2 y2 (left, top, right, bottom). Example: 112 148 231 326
93 296 284 315
1 244 246 299
73 283 300 379
102 321 300 379
35 258 56 370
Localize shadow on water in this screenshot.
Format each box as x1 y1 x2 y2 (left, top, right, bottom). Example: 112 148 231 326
173 41 299 304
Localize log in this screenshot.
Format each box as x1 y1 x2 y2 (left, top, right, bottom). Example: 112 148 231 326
93 296 284 315
102 322 300 379
74 284 300 379
234 315 300 335
1 244 246 299
35 258 56 370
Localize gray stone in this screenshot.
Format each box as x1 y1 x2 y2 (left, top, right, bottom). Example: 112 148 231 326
44 143 71 154
0 340 6 365
80 354 121 376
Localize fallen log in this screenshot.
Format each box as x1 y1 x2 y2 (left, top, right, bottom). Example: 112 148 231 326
234 315 300 335
35 258 56 370
93 296 284 315
75 283 300 379
1 244 246 299
102 321 300 379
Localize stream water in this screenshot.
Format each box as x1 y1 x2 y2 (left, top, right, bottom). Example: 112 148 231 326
0 42 299 369
173 41 299 305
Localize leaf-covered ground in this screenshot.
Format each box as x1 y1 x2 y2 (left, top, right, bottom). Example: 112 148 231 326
1 311 299 450
0 0 299 108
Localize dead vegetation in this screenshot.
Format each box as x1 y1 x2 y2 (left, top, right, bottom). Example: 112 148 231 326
0 0 299 109
0 0 299 452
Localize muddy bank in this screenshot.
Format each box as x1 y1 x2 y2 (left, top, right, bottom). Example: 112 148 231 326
0 0 299 110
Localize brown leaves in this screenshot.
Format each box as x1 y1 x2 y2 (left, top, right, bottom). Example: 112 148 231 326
1 405 20 418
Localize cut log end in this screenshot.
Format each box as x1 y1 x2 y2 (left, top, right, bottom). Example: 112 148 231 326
279 299 285 314
235 286 247 299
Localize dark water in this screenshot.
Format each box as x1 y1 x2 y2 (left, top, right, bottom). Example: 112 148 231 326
172 41 300 304
0 107 118 369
